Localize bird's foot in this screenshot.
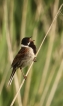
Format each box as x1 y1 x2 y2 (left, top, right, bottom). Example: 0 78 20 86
33 57 37 62
20 69 27 80
23 75 27 80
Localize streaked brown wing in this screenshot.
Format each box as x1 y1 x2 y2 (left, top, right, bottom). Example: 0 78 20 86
11 47 28 67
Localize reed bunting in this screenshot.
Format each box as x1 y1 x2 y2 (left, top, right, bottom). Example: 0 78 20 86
8 37 37 85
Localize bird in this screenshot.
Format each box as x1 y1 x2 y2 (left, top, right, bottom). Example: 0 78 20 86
8 37 37 85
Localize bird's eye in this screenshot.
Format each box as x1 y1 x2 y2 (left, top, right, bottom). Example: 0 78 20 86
28 42 30 45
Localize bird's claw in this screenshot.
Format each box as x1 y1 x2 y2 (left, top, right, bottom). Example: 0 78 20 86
23 75 27 80
33 57 37 62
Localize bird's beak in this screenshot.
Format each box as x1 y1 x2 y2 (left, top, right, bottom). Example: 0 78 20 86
29 36 35 43
29 36 32 42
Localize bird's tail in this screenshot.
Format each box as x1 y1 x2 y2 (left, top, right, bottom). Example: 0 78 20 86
8 69 16 85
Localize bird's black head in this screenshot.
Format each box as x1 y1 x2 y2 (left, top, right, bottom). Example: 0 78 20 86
29 41 37 54
21 37 32 46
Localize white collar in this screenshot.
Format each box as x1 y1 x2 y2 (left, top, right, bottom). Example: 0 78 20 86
21 44 29 48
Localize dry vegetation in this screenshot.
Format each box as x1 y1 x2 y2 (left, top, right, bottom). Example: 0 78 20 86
0 0 63 106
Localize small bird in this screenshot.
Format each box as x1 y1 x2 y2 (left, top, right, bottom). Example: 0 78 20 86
8 37 36 85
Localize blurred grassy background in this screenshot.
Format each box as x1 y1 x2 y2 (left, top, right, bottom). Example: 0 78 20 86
0 0 63 106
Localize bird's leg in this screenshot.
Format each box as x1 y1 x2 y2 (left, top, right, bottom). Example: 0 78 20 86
33 57 37 62
20 68 27 80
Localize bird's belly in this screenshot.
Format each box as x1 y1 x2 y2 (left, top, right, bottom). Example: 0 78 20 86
19 53 35 68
